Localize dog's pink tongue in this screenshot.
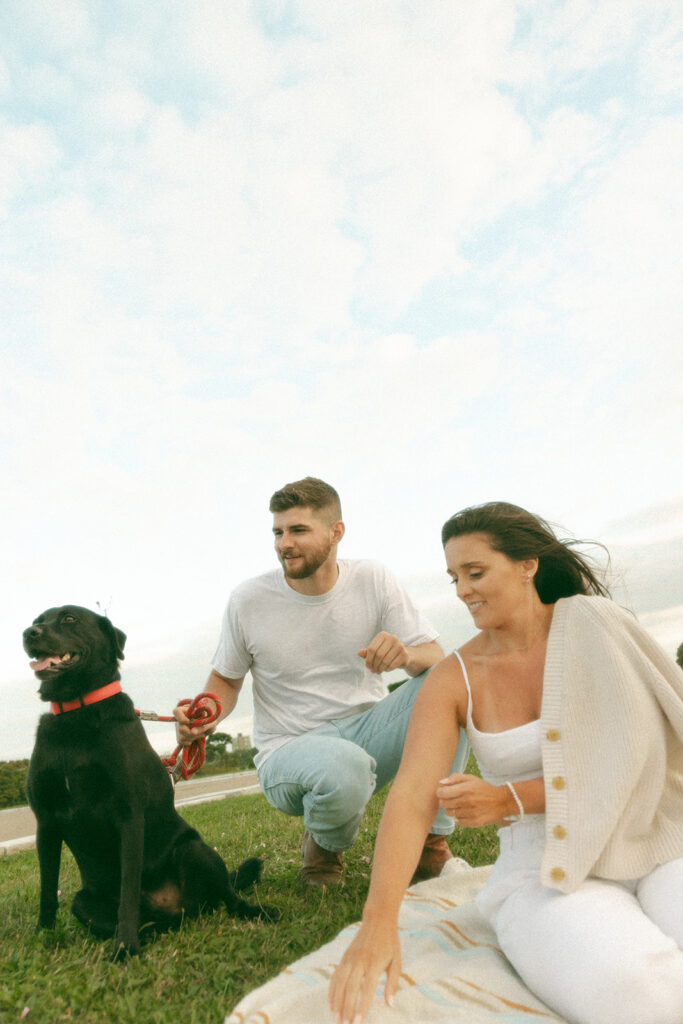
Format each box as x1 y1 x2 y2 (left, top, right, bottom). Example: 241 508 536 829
29 656 61 672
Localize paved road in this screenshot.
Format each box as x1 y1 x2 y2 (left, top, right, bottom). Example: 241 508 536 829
0 770 261 856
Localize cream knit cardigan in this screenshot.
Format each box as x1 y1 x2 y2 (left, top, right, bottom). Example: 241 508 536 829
540 594 683 893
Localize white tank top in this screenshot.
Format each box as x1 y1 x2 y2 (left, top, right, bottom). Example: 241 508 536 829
453 649 542 787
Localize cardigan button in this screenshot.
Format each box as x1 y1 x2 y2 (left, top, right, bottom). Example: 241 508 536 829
551 867 566 883
553 825 567 839
546 728 561 741
551 776 566 790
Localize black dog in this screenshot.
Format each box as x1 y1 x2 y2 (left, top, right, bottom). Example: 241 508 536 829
23 604 278 959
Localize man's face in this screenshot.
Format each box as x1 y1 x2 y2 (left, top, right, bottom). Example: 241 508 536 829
272 505 340 580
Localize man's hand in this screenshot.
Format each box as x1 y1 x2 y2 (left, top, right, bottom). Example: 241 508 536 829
173 672 243 748
358 632 409 674
172 697 220 748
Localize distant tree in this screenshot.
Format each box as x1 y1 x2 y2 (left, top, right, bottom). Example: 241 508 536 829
195 746 258 777
0 760 29 809
387 678 407 693
677 643 683 671
205 732 232 761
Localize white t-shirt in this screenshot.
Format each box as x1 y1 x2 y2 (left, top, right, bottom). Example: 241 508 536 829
212 559 439 767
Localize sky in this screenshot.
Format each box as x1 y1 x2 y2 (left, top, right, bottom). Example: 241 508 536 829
1 1 682 758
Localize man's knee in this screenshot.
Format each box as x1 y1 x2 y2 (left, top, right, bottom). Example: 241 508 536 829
260 737 376 821
310 742 376 818
261 778 305 817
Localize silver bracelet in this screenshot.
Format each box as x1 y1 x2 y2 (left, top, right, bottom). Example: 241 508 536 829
505 780 525 821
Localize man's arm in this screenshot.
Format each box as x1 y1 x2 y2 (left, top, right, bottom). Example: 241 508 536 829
358 633 444 677
173 669 244 746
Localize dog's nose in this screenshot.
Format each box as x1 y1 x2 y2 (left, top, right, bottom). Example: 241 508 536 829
23 625 43 642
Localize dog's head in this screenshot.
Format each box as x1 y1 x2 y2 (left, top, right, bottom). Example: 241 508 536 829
23 605 126 702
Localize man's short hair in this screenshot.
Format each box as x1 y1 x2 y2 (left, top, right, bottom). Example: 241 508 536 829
269 477 342 523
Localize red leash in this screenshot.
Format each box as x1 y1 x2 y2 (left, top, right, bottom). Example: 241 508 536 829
135 692 222 784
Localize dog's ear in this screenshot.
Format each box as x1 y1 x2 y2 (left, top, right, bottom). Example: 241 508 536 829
112 626 126 661
100 616 126 661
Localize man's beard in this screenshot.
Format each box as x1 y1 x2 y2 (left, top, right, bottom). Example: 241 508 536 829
280 541 333 579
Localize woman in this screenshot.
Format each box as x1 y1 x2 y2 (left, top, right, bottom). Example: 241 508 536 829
329 502 683 1024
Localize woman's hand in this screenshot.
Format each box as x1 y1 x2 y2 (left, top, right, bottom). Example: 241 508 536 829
436 773 509 827
329 921 401 1024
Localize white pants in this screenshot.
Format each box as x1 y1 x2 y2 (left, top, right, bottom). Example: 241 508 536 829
476 817 683 1024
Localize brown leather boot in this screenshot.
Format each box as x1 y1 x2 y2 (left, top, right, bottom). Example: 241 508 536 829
411 833 453 884
300 831 344 887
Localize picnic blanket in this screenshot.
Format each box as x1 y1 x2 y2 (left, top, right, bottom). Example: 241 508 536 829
226 859 567 1023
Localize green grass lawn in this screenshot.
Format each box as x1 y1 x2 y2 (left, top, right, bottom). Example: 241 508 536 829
0 781 498 1024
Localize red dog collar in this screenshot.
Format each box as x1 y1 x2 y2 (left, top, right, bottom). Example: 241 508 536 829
50 680 122 715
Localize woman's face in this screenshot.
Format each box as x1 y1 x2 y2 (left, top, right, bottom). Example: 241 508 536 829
444 531 535 629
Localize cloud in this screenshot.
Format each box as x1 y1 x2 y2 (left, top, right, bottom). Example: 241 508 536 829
4 0 678 352
0 115 59 215
568 119 683 361
603 499 683 545
1 0 682 698
3 0 92 54
0 1 563 338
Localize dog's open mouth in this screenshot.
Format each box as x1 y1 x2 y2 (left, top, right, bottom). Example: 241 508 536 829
29 652 80 673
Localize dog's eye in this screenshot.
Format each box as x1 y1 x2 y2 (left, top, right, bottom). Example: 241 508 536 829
62 614 77 623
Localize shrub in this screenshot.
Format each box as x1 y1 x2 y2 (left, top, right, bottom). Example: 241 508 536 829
0 760 29 809
197 748 257 776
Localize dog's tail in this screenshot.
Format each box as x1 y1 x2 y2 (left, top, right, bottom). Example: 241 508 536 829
177 842 279 923
228 856 263 892
224 857 279 923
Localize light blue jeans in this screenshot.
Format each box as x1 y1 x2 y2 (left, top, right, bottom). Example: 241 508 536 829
257 671 470 852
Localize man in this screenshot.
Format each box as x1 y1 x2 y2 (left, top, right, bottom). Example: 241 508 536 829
176 477 469 887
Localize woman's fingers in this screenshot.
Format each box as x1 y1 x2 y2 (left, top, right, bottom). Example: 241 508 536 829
329 933 400 1024
436 774 504 827
384 952 402 1006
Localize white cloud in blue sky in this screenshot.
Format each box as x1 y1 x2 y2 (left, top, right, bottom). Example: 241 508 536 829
1 1 682 701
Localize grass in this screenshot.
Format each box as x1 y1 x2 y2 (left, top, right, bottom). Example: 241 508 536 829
0 767 498 1024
